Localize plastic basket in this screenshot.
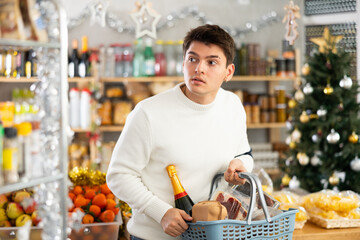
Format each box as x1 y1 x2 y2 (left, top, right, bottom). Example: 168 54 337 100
182 172 298 240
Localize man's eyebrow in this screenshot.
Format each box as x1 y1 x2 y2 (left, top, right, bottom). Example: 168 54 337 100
187 51 221 59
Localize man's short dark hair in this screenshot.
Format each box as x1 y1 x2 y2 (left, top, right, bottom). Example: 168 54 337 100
183 24 235 67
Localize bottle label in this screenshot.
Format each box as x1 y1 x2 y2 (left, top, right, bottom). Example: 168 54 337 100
68 62 75 78
79 62 86 78
175 191 188 200
144 59 155 76
3 148 16 170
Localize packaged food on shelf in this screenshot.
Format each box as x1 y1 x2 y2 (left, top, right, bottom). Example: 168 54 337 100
0 0 26 40
113 100 132 125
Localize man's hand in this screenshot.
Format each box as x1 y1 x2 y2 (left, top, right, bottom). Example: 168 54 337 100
160 208 193 237
224 159 247 185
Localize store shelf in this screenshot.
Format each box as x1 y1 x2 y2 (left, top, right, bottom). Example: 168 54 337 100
99 125 124 132
72 128 92 133
247 122 286 129
0 174 64 195
100 75 299 83
0 39 60 49
0 77 37 83
68 77 96 83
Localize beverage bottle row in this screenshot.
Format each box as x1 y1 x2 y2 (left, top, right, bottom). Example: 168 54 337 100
0 49 38 78
69 87 92 130
0 88 42 186
68 36 91 78
98 38 184 78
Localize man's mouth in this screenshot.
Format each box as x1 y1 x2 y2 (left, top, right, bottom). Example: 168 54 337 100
191 77 205 83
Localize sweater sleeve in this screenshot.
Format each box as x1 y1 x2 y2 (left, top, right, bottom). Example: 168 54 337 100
106 105 172 223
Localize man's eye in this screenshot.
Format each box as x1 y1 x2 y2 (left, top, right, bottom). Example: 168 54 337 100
209 60 217 65
188 57 196 62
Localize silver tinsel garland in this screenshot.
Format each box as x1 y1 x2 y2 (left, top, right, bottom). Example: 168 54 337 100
68 5 283 38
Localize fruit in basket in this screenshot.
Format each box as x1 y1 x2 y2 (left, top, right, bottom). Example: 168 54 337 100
74 196 88 208
85 189 96 200
0 220 11 227
0 209 8 221
14 191 31 203
73 185 84 195
15 214 32 227
89 205 101 218
100 184 111 195
92 193 107 209
82 214 94 224
99 209 115 222
0 195 8 208
31 211 41 226
6 202 24 219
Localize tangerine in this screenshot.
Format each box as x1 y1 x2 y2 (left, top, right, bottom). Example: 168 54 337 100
72 207 85 213
106 193 115 200
82 214 94 224
92 193 107 209
100 184 111 195
73 186 83 195
99 209 115 222
92 185 100 193
68 192 75 202
84 189 96 200
106 199 117 210
88 205 101 218
74 196 87 208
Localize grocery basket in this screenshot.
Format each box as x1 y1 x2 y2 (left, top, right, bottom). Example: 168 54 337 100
182 172 298 240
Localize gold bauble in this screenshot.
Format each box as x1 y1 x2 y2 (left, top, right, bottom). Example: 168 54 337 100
329 173 339 186
289 141 296 149
348 131 359 144
288 99 297 109
309 114 319 119
301 63 310 76
324 84 334 95
281 174 291 186
299 111 309 123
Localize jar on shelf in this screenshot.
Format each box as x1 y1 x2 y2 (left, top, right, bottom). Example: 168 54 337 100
104 46 115 77
154 40 166 76
112 43 123 77
122 43 133 77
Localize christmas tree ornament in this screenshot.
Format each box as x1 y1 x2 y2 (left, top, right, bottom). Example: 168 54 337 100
289 176 300 189
291 128 301 142
301 63 310 76
289 141 296 149
323 83 334 95
297 152 309 165
309 114 318 119
285 136 292 145
294 89 304 102
329 172 339 186
338 102 344 111
303 83 313 95
311 133 319 143
288 99 296 108
299 111 309 123
286 120 293 130
285 157 292 166
348 131 359 144
350 156 360 171
326 128 340 144
283 0 301 45
310 26 344 54
281 174 291 186
130 1 161 39
317 106 327 117
311 154 321 166
339 75 353 89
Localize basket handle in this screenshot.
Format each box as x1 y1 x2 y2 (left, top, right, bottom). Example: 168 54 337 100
238 172 272 224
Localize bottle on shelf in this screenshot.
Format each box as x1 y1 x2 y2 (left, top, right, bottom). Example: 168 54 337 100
4 49 12 78
143 38 155 77
113 43 124 77
68 39 80 78
12 88 22 124
3 127 19 184
122 43 134 77
166 164 194 216
175 40 183 76
69 88 80 129
165 41 177 76
15 122 32 181
154 40 166 76
239 43 248 76
80 88 92 130
79 36 91 78
133 38 144 77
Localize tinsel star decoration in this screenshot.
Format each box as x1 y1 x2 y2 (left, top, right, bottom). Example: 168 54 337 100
283 0 301 45
310 27 344 54
130 1 161 39
89 0 110 27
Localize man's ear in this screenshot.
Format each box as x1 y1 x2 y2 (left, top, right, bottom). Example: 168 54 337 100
225 63 235 82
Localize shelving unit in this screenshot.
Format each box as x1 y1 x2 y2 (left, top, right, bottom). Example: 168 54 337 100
0 1 69 239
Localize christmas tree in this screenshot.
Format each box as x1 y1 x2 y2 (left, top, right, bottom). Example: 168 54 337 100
281 27 360 193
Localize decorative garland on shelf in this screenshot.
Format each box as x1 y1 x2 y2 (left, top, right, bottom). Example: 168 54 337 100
67 2 283 39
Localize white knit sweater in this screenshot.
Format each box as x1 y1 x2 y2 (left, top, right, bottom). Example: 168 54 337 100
106 83 253 240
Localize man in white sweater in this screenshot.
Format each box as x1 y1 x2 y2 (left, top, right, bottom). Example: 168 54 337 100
107 24 254 240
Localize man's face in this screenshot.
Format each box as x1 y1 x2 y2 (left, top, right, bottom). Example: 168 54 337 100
183 41 234 104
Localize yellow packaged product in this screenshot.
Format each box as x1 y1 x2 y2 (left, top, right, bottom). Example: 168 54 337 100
272 190 299 204
279 202 308 229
